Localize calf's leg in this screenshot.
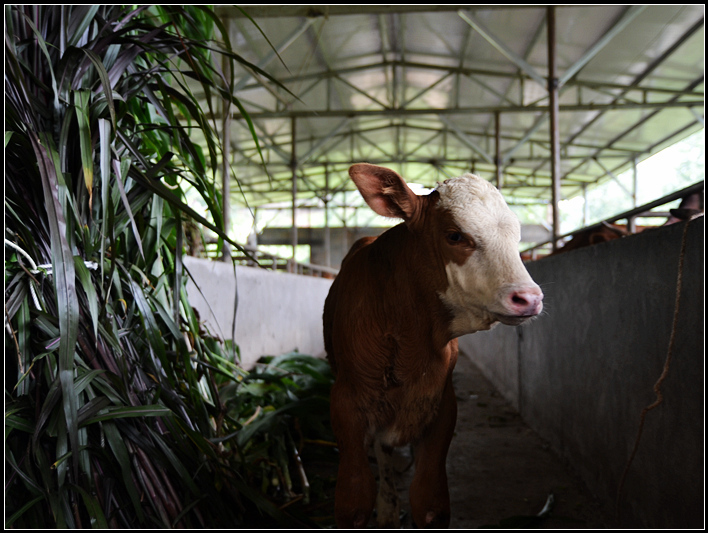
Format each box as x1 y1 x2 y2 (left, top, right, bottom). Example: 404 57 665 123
331 384 376 528
374 439 401 528
409 374 458 528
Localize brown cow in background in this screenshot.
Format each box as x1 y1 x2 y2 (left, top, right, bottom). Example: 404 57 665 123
550 190 704 256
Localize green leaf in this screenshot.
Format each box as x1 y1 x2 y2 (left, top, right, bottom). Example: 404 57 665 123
74 90 94 210
31 132 81 479
128 277 170 380
82 49 117 128
5 412 35 434
112 157 145 260
74 257 99 337
116 133 252 258
102 422 145 522
80 405 171 425
98 118 112 277
15 295 32 396
4 495 45 528
71 484 109 529
236 397 323 448
65 5 100 48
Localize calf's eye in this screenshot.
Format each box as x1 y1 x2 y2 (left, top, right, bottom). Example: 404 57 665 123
447 232 463 243
446 231 476 249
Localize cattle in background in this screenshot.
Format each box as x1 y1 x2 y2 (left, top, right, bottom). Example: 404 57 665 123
323 164 543 528
549 189 704 256
550 222 629 256
663 190 704 225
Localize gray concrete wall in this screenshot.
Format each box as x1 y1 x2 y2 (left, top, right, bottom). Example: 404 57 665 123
183 256 333 369
458 217 704 528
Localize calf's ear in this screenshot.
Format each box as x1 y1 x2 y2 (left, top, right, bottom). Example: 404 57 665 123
349 163 421 222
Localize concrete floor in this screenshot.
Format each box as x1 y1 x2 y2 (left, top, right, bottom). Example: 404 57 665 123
387 353 617 529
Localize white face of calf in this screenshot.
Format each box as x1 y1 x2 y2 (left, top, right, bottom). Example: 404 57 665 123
435 174 543 336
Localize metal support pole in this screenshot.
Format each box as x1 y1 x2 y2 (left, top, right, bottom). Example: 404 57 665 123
324 164 331 268
628 157 639 232
632 156 638 207
341 191 348 260
495 111 503 189
291 116 298 265
547 6 562 251
221 51 232 262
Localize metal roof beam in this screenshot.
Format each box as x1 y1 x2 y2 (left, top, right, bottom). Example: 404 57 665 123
462 71 518 106
355 131 398 160
455 15 474 108
561 119 705 200
243 120 291 163
221 5 495 19
233 18 316 92
298 118 353 165
559 5 646 87
502 112 549 164
564 17 705 147
400 72 454 109
573 80 703 98
233 98 702 120
233 59 702 101
438 115 494 164
458 9 547 88
592 158 634 199
333 73 390 109
630 16 704 89
235 120 676 164
689 108 705 127
564 75 705 179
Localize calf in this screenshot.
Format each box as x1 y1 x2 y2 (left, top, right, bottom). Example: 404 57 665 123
551 222 629 255
323 164 543 528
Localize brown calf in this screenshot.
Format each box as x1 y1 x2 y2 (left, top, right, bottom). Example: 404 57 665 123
323 164 543 528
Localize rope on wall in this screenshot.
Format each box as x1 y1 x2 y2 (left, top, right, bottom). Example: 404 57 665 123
615 215 700 522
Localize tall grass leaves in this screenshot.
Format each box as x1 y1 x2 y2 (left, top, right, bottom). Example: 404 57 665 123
31 132 81 479
5 5 333 528
74 90 94 211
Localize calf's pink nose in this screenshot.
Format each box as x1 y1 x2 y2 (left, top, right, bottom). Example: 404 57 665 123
507 286 544 316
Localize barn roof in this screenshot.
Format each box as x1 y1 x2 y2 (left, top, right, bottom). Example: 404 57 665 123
205 5 703 214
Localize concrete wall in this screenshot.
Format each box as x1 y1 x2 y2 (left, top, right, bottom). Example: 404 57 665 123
458 217 704 528
183 256 333 369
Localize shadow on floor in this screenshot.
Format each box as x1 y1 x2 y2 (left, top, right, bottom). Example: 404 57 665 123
383 353 617 529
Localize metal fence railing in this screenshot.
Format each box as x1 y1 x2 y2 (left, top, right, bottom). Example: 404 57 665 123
522 181 704 258
200 242 339 278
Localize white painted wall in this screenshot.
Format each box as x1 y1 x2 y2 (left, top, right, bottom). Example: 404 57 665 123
183 256 333 369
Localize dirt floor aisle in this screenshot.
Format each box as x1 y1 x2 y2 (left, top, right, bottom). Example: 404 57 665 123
390 353 617 529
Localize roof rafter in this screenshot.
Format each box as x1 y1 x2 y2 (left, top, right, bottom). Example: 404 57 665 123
202 5 704 215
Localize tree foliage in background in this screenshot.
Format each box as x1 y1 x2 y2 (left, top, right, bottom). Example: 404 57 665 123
5 5 335 528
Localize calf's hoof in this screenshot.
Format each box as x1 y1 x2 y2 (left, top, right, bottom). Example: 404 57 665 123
336 509 371 529
414 509 450 529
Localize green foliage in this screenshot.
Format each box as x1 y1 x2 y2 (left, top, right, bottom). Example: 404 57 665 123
5 6 335 528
